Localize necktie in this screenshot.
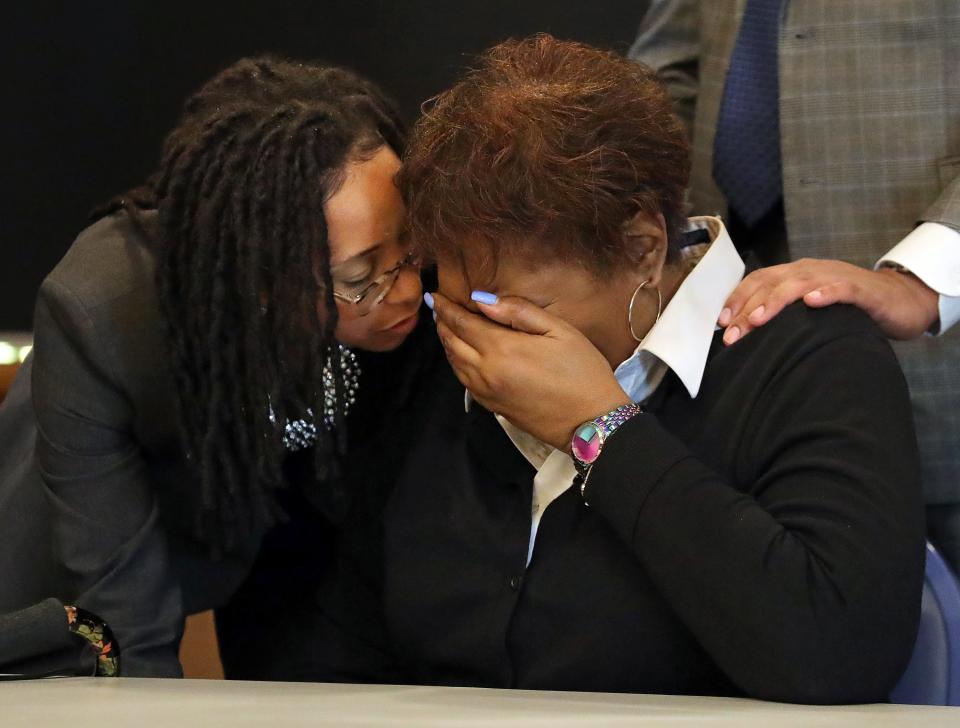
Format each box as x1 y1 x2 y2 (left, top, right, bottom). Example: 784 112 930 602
713 0 785 227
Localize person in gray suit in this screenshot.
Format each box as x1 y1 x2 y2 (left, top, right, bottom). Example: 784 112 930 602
630 1 960 571
0 56 434 677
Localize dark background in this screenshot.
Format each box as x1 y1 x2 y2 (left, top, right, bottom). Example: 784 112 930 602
0 1 648 330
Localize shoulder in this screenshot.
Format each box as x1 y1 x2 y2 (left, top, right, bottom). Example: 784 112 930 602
729 300 890 362
40 210 159 318
33 210 168 395
704 301 905 398
695 305 917 472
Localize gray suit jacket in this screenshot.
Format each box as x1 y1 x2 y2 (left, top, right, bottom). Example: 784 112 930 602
630 0 960 503
0 211 259 676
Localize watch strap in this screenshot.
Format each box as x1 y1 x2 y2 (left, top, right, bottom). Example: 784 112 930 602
571 402 644 504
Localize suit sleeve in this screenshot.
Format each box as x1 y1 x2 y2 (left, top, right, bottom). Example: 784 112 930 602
922 164 960 233
917 166 960 332
628 0 700 130
585 328 925 704
31 277 184 677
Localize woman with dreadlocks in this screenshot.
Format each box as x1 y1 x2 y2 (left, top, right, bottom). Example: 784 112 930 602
0 56 438 678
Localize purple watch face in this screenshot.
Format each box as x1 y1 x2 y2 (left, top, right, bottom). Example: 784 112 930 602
572 422 603 464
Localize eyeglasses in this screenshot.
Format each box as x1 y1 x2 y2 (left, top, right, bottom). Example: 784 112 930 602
332 250 422 316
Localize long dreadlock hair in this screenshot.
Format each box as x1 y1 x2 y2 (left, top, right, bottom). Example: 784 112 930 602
94 56 405 552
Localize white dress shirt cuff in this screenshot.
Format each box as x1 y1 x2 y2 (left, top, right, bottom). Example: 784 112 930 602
876 222 960 335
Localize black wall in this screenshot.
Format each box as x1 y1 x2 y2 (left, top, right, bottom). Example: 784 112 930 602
1 1 648 329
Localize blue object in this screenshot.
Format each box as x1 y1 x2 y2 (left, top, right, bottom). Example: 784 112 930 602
470 291 499 306
889 542 960 705
712 0 785 227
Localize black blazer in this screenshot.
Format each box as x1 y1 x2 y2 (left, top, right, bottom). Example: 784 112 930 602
0 210 439 677
0 211 256 676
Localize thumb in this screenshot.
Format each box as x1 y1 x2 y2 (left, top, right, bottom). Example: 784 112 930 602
471 292 560 336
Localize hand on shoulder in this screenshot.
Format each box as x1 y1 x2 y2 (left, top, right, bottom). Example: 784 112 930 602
718 258 940 344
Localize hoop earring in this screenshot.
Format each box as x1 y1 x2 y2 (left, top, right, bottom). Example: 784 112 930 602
628 280 662 343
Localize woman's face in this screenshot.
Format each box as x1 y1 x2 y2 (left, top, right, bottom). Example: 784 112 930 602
325 146 423 352
436 251 635 366
434 214 671 369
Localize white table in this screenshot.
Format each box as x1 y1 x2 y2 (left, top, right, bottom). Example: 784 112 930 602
0 678 957 727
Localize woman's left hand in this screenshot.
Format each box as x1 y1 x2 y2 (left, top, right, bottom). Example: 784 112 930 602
431 292 631 451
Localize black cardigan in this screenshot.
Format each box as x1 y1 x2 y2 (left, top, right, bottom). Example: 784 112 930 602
380 301 925 704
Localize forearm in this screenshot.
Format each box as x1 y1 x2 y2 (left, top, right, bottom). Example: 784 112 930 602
584 327 926 703
33 280 186 677
65 506 185 677
36 420 187 677
587 413 923 703
877 221 960 334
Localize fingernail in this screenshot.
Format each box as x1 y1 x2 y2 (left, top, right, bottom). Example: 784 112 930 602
471 290 498 305
423 292 435 310
724 326 741 345
806 290 822 302
749 305 765 323
718 307 731 326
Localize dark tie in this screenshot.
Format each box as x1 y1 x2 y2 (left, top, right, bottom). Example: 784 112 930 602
713 0 784 227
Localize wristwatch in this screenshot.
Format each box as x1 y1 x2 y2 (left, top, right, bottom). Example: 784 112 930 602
570 402 644 504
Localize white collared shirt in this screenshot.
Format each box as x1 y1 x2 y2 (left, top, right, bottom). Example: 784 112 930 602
481 216 746 565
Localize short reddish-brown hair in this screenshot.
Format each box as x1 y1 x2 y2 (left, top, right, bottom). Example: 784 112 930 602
398 34 691 275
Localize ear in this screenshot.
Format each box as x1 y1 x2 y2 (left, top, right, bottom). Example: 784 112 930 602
622 211 669 286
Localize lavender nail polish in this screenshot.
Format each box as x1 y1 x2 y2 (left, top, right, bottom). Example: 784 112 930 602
471 290 498 305
423 292 435 310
